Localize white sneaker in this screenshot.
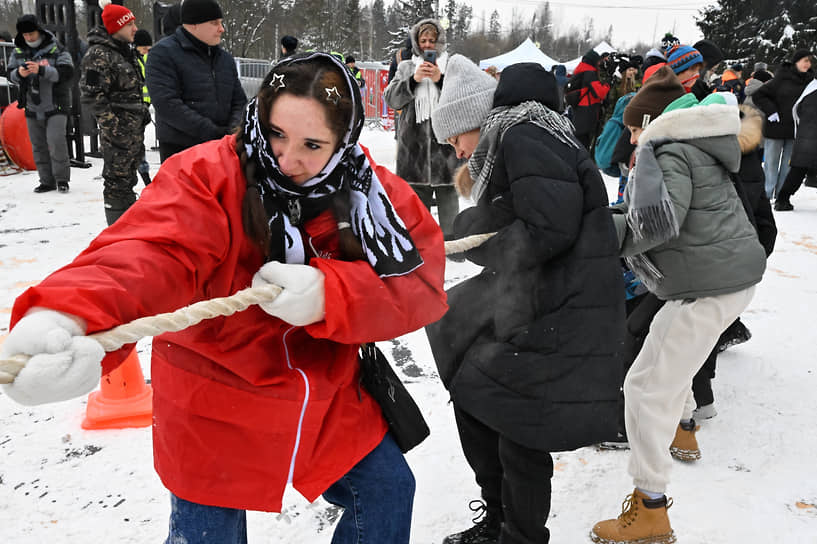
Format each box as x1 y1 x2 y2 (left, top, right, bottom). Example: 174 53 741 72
693 403 717 420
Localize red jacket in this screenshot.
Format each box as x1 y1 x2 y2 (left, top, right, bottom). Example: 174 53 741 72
11 135 448 511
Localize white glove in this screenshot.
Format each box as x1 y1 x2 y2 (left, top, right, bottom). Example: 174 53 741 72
251 262 326 326
1 309 103 406
768 112 781 123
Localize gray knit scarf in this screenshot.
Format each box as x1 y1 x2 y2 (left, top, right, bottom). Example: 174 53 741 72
622 138 679 289
467 100 579 202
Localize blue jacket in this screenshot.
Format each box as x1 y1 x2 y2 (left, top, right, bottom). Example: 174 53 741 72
146 27 246 148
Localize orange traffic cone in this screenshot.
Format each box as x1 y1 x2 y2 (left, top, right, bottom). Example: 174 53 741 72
82 347 153 430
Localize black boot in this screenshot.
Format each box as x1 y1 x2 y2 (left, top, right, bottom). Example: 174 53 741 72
716 318 752 352
442 501 501 544
804 174 817 188
774 197 793 211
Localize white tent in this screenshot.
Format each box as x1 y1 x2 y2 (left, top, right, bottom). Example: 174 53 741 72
479 38 561 71
563 41 618 74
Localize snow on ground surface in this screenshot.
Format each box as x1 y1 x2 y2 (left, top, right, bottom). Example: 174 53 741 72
1 126 817 543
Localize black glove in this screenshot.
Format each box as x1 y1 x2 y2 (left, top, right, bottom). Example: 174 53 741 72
142 107 152 127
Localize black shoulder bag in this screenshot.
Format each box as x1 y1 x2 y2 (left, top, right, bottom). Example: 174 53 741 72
358 343 430 453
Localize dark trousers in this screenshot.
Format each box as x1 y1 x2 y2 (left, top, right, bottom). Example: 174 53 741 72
159 141 190 163
410 184 459 239
777 165 810 201
454 407 553 544
692 349 717 408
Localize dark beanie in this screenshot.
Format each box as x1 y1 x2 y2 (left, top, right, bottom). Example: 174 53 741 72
582 49 600 67
281 35 298 51
181 0 223 24
134 29 152 47
16 14 41 34
692 39 724 69
493 62 560 111
792 49 813 64
345 55 356 64
752 69 772 83
623 66 686 128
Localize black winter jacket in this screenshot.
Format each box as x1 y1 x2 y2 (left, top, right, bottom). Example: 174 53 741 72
427 67 626 452
790 82 817 170
146 27 246 148
751 63 813 140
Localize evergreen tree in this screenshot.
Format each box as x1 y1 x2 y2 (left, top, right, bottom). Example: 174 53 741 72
339 0 362 56
697 0 817 68
488 10 501 42
371 0 390 60
394 0 436 25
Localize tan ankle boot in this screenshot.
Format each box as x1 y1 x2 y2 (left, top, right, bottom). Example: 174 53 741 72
590 488 676 544
670 419 701 461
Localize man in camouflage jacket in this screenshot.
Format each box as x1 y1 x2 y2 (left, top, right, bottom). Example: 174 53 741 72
80 3 149 225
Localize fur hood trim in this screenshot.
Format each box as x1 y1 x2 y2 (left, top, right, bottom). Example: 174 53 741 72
410 18 447 56
737 105 764 154
639 103 741 146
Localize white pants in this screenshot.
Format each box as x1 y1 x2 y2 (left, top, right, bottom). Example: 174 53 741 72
624 286 756 493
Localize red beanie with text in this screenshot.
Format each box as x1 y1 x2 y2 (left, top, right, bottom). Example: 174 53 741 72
100 0 135 35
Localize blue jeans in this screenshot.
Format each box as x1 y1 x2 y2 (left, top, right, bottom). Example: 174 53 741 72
763 137 794 199
164 433 414 544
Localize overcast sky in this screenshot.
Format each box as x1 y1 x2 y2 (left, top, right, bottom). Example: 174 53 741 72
467 0 715 54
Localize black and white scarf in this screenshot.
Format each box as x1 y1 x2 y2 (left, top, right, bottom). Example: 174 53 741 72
243 52 423 277
467 100 579 202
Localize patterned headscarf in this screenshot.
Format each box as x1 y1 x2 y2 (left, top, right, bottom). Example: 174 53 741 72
242 52 423 277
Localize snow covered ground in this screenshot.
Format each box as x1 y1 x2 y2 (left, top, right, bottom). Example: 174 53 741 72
1 126 816 543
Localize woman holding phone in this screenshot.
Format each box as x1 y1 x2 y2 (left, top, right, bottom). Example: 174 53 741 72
384 18 461 241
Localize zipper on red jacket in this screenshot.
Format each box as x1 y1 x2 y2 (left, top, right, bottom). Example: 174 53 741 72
282 325 310 485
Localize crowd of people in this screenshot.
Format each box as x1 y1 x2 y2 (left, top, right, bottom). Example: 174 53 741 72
2 4 816 544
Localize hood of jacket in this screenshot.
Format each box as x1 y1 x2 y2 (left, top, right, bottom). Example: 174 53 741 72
638 101 742 172
572 61 597 76
775 62 814 87
737 104 763 154
410 18 447 56
87 25 132 57
13 27 55 51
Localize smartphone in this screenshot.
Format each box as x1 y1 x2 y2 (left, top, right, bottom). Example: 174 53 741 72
422 50 437 65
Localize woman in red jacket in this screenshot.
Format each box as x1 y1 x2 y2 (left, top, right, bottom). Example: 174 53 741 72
1 52 448 543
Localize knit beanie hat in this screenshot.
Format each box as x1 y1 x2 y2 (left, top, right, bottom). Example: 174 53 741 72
181 0 223 25
692 39 724 70
667 44 703 74
134 29 152 47
15 14 41 34
661 33 680 54
582 49 601 67
493 62 560 111
752 69 772 83
100 1 135 35
281 35 298 51
643 62 667 83
792 49 813 64
753 61 768 72
431 54 498 143
623 66 686 128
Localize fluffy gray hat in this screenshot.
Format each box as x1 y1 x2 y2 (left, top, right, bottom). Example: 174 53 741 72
431 54 497 143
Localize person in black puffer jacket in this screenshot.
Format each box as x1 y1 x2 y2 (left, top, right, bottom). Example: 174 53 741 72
428 56 625 544
772 64 816 211
146 0 246 162
751 49 814 199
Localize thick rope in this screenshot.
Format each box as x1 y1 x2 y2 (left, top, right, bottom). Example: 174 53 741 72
0 232 495 384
